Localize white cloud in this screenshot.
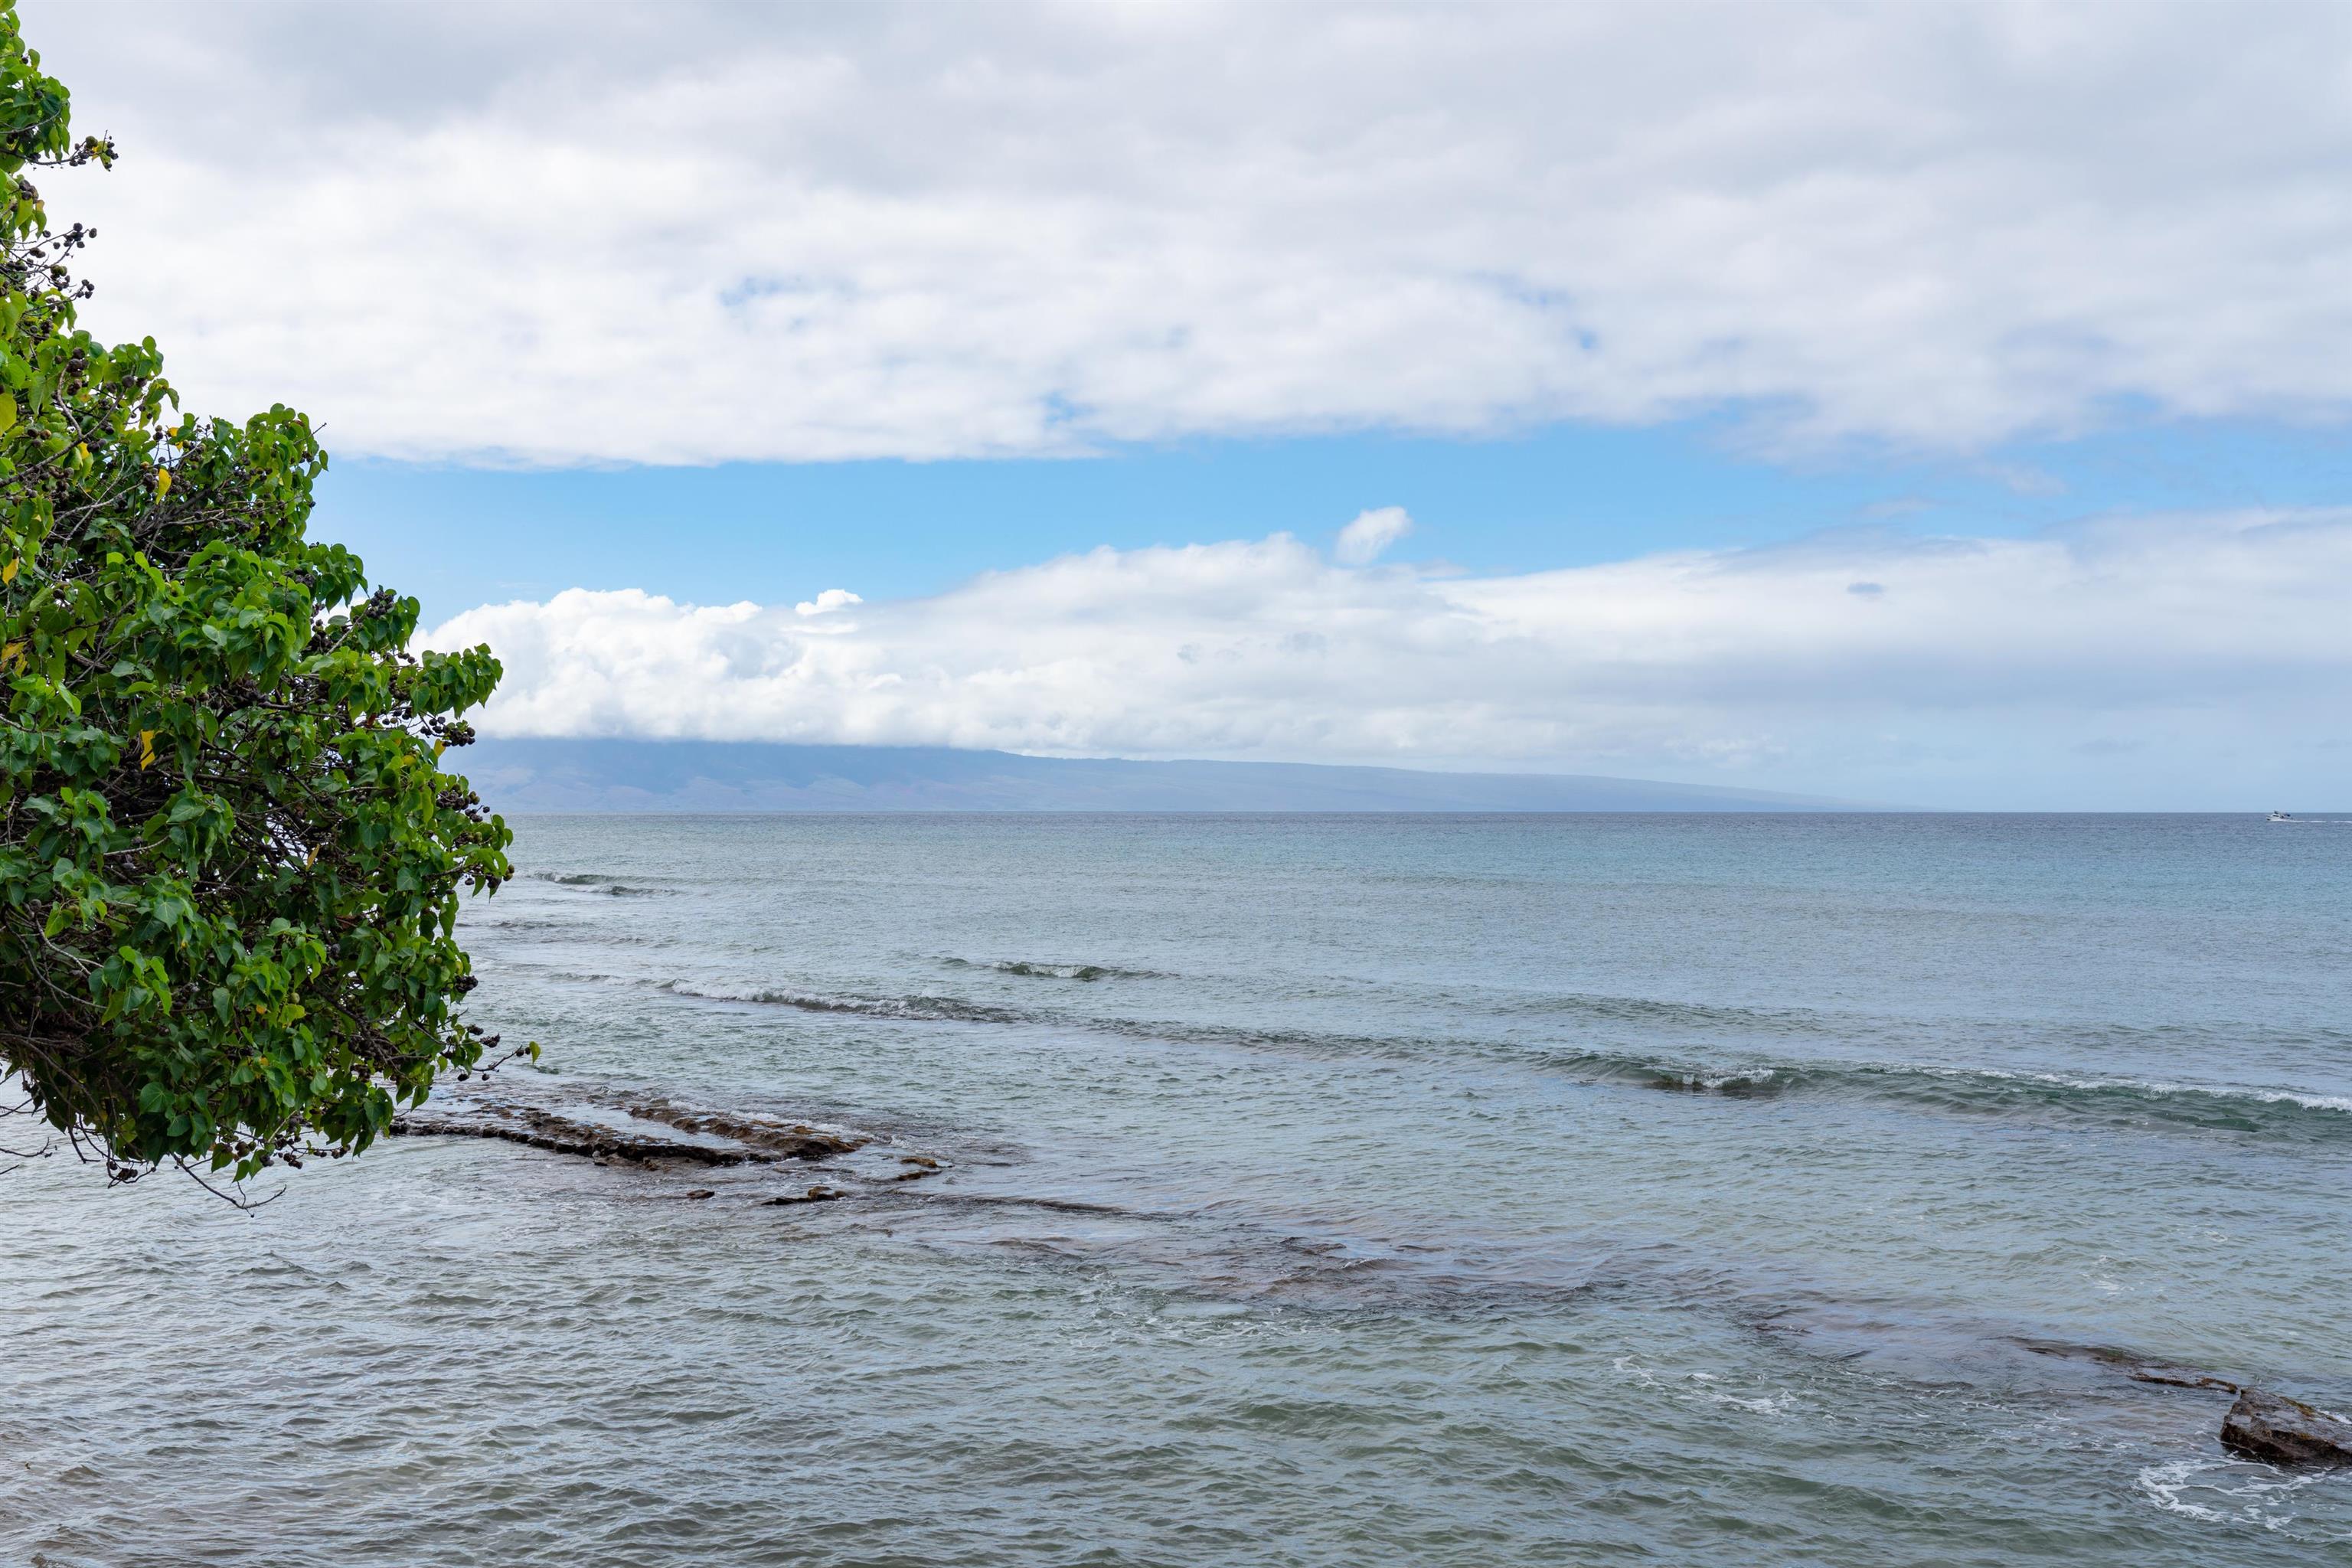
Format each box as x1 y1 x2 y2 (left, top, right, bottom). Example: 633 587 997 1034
1334 507 1412 565
422 511 2352 807
24 1 2352 464
794 589 863 617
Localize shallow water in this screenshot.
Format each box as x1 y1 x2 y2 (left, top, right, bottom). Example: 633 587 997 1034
5 812 2350 1564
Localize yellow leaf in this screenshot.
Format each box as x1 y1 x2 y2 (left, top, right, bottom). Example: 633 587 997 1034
155 467 172 498
2 557 15 583
2 641 20 668
138 729 156 769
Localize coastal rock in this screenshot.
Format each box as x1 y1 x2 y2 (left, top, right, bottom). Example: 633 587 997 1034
390 1105 763 1167
624 1099 867 1161
763 1185 845 1205
2220 1389 2352 1467
390 1091 869 1169
2016 1338 2240 1394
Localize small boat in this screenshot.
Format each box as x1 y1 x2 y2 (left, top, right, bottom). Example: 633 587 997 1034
2269 810 2294 822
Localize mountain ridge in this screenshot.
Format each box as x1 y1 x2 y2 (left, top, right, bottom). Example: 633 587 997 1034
456 739 1870 813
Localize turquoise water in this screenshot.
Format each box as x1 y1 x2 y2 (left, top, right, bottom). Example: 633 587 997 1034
5 812 2350 1563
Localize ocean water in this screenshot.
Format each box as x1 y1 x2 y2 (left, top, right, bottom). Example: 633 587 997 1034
5 812 2350 1566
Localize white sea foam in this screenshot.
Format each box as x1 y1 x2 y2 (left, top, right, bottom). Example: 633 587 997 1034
1612 1355 1660 1390
1684 1371 1795 1416
1949 1066 2352 1115
2135 1457 2329 1534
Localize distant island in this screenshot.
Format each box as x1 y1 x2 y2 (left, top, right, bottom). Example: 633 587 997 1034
459 739 1867 812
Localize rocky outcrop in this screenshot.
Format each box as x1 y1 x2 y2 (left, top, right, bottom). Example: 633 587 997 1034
762 1185 847 1205
2221 1389 2352 1467
381 1082 953 1217
2016 1339 2351 1467
390 1103 763 1166
621 1098 865 1161
390 1091 869 1168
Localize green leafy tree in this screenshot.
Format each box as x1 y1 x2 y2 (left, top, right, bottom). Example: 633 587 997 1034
0 0 517 1191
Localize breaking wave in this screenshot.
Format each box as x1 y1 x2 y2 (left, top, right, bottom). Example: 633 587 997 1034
521 871 671 897
652 978 1028 1026
940 956 1172 982
519 962 2352 1143
1534 1049 2352 1141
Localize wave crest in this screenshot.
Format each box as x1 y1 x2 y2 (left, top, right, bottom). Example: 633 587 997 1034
941 957 1171 982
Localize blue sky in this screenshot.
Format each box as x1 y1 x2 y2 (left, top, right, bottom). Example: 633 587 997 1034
322 416 2352 622
30 1 2352 807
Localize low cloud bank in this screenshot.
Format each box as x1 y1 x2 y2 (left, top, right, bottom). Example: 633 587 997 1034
423 511 2352 808
37 3 2352 462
